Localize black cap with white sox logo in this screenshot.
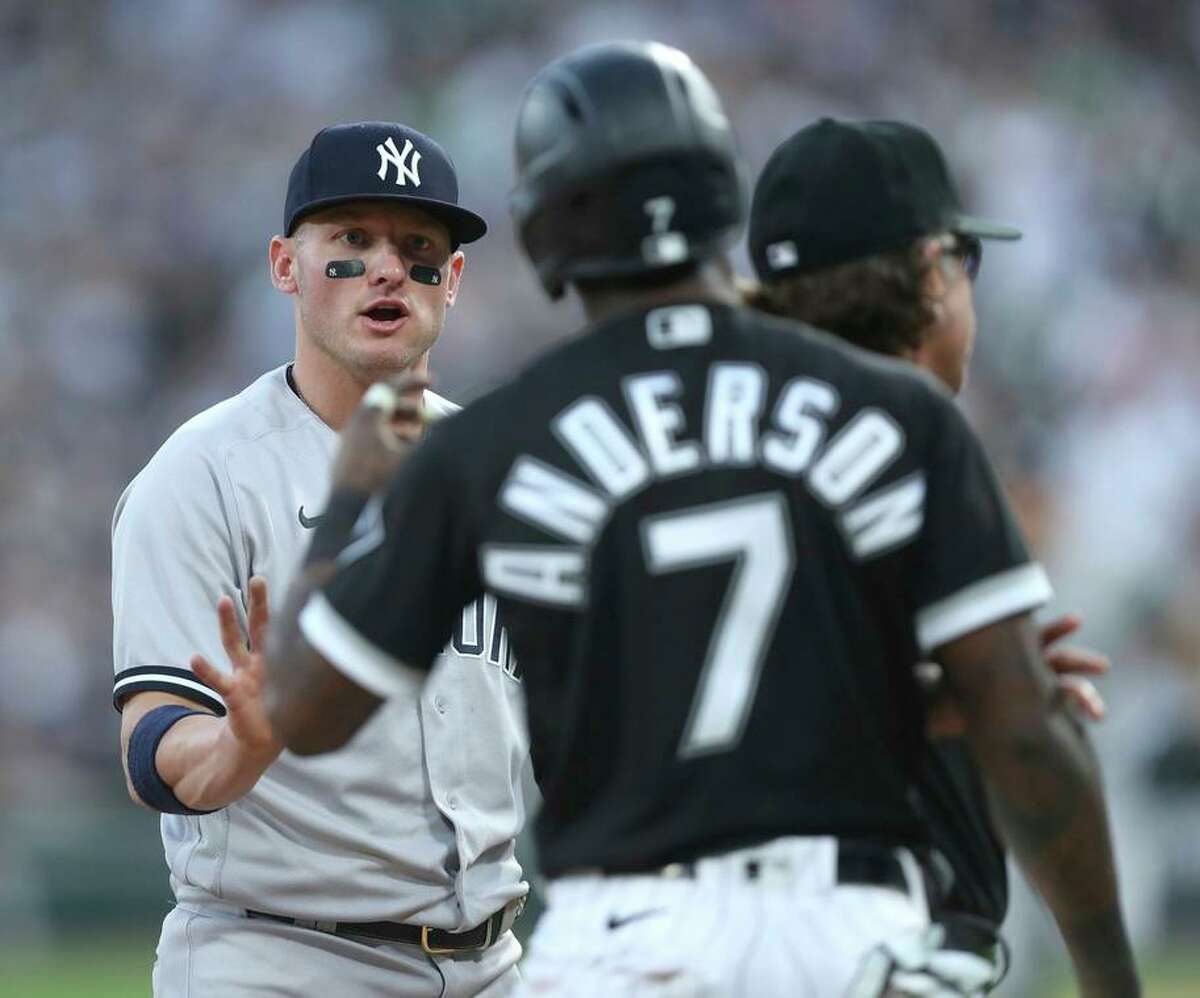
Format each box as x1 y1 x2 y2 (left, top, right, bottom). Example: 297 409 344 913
749 118 1020 280
284 121 488 247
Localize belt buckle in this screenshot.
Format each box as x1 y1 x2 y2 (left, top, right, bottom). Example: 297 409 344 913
420 925 460 955
420 918 494 955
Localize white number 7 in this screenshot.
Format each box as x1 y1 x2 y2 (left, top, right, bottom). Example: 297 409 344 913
641 492 795 758
644 195 676 234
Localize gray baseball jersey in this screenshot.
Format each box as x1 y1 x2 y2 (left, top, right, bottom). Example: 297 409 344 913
112 364 530 931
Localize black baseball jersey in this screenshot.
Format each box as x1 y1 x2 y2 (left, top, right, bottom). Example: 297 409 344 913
919 737 1009 925
310 301 1051 877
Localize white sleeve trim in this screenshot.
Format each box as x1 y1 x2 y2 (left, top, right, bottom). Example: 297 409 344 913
915 562 1053 654
111 668 227 714
298 592 427 700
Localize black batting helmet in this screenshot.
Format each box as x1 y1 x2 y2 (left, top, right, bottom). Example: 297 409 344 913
510 41 746 299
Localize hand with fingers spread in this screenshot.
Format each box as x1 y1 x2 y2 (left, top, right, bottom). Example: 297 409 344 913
191 576 282 760
925 612 1111 738
149 576 284 811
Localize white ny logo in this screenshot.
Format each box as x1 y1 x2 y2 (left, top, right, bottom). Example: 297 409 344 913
376 136 422 187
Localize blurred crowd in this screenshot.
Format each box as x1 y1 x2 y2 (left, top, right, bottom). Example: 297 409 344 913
2 0 1198 989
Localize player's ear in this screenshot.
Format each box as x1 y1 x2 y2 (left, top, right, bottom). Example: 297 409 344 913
923 235 966 301
270 235 300 295
920 236 951 309
443 250 466 308
912 237 950 335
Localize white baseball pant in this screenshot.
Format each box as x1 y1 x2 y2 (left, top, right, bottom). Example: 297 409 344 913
517 835 930 997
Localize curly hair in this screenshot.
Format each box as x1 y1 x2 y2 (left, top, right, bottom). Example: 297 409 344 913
747 241 935 358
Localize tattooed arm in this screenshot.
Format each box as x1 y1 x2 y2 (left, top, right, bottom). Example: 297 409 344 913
937 614 1139 997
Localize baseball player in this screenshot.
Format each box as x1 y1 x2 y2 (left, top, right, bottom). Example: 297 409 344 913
746 118 1114 994
262 44 1138 997
112 122 529 997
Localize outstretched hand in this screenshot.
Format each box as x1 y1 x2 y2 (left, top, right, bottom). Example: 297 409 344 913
191 576 282 758
925 612 1111 738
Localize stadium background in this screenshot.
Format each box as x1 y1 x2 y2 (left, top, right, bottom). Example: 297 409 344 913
1 0 1198 994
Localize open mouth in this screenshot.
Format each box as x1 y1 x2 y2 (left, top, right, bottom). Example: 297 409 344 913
364 305 406 322
360 301 410 328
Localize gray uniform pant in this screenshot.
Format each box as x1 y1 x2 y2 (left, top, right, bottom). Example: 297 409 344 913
153 903 522 997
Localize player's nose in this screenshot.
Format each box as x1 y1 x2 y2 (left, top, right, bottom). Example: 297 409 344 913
369 244 408 287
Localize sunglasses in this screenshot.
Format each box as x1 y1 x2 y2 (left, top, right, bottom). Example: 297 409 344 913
940 232 983 281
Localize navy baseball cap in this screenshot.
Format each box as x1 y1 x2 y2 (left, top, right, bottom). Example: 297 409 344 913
750 118 1021 279
284 122 487 246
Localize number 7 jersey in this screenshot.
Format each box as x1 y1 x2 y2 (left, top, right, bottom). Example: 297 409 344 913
301 301 1052 876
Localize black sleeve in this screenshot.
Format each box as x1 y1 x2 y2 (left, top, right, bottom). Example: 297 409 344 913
910 397 1052 655
301 426 482 687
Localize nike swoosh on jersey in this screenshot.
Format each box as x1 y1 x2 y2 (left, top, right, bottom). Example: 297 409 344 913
606 907 667 931
298 505 324 529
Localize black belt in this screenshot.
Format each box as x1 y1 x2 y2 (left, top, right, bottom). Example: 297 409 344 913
597 840 914 895
245 898 523 955
836 842 912 894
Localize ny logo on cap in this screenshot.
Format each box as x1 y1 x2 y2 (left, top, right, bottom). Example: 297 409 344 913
376 136 422 187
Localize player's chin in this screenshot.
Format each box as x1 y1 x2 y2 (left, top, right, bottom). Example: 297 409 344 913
349 331 435 375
